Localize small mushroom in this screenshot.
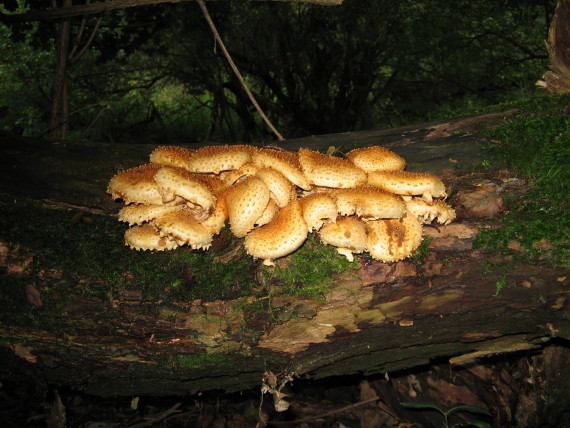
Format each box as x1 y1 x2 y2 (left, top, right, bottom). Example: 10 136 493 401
225 176 270 238
153 166 217 212
346 145 406 172
298 148 367 189
107 164 165 205
244 199 308 266
405 198 456 225
118 203 185 226
149 145 194 169
252 148 311 190
153 210 213 250
186 144 256 174
366 213 424 262
124 223 179 251
299 192 338 232
330 186 406 220
367 170 447 204
319 216 367 262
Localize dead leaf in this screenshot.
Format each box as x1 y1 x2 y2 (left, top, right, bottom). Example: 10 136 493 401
455 185 505 218
13 343 38 363
25 284 42 307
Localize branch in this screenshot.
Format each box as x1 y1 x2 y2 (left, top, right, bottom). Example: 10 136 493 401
1 0 343 23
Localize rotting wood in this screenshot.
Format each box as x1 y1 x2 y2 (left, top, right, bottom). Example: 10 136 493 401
1 110 567 397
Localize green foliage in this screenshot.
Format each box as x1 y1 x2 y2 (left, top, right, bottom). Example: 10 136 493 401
0 0 556 142
401 401 492 428
474 93 570 268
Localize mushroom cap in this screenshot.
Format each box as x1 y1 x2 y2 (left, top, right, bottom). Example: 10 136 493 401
299 192 338 232
254 167 296 208
225 176 271 238
186 144 256 174
193 174 227 195
153 210 213 250
124 224 179 251
319 216 367 262
154 166 216 211
222 163 259 187
244 199 308 266
118 203 185 226
346 146 406 172
149 145 194 169
367 170 447 203
330 186 406 220
366 213 423 262
405 198 456 225
107 163 164 205
199 190 229 235
298 148 367 188
254 198 280 227
252 149 311 190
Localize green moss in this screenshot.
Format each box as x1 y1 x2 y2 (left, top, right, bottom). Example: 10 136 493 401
0 199 259 306
474 93 570 268
178 352 230 369
262 234 359 300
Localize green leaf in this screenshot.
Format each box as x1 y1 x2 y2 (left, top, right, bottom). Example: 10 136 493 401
448 404 492 417
400 401 445 413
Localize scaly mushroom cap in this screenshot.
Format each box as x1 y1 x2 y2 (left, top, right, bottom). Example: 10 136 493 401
330 186 406 220
299 192 338 232
244 199 308 266
186 144 255 174
255 198 280 227
153 210 213 250
107 163 164 205
154 166 216 211
118 203 185 226
319 216 367 262
252 149 311 190
124 224 179 251
199 190 229 235
405 198 456 225
298 148 367 188
225 176 270 238
149 145 194 169
346 146 407 172
254 167 296 208
367 170 447 203
366 213 423 262
222 163 259 187
193 174 227 195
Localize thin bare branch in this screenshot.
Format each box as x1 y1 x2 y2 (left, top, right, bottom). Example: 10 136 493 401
1 0 343 23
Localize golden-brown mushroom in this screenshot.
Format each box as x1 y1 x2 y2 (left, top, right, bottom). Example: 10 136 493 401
252 148 311 190
225 176 270 238
153 166 216 211
149 145 194 169
244 199 308 266
405 198 456 225
367 170 447 204
255 167 296 208
118 203 185 226
346 145 407 172
107 164 165 205
319 216 367 262
298 148 367 188
124 223 179 251
186 144 256 174
366 213 423 262
199 190 229 235
299 192 338 232
153 210 213 250
330 186 406 220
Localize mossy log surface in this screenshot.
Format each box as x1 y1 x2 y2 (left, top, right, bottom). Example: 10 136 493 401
1 111 568 397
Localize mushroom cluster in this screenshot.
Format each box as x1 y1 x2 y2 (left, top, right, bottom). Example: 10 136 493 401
108 144 455 266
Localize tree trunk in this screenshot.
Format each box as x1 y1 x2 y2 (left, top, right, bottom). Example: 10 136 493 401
49 0 72 141
0 111 568 403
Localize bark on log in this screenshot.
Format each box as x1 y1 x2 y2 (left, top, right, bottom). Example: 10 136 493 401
538 0 570 93
1 111 568 398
